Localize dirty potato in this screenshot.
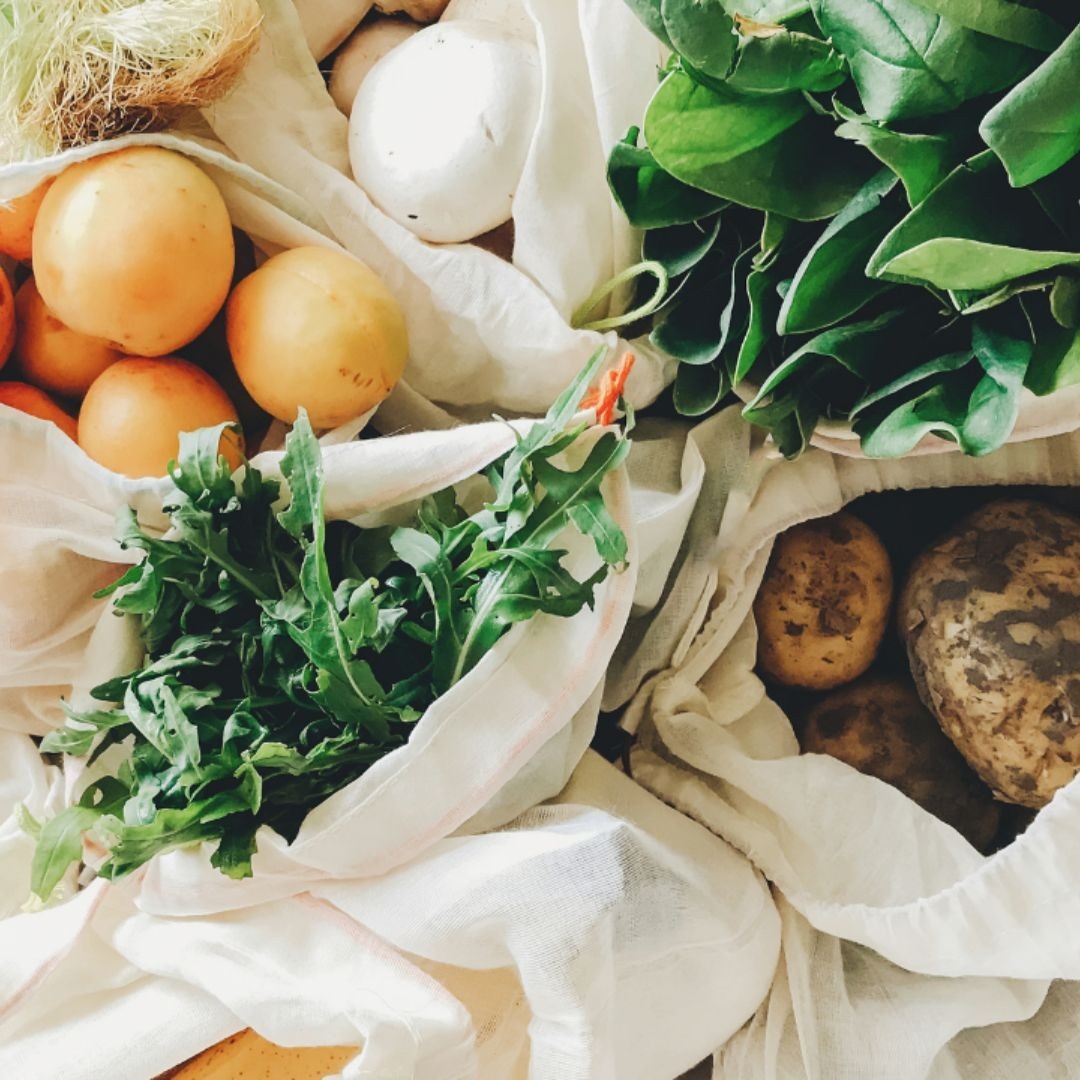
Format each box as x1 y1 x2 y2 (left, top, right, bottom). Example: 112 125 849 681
900 499 1080 809
755 512 893 690
803 676 1001 851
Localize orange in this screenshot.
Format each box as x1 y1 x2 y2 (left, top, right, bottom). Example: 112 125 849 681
0 181 52 262
14 278 123 397
78 357 243 479
0 381 77 440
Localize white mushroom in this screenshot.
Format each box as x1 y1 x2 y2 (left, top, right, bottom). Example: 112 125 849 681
348 20 541 244
441 0 532 39
330 18 419 115
293 0 374 61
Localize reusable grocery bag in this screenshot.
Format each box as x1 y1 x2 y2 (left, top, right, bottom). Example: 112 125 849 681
200 0 674 420
0 753 780 1080
623 407 1080 1076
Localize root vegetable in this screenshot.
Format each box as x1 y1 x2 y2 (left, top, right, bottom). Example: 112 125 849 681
755 512 893 690
330 17 419 116
14 278 123 398
348 21 541 243
0 381 77 439
78 357 242 478
376 0 449 20
225 246 408 429
900 499 1080 809
0 182 52 262
33 147 235 358
802 676 1001 851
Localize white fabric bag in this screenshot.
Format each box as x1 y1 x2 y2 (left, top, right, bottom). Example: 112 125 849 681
621 409 1080 1075
0 753 780 1080
200 0 673 420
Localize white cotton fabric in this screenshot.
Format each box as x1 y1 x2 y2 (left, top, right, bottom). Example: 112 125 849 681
0 754 781 1080
624 407 1080 1077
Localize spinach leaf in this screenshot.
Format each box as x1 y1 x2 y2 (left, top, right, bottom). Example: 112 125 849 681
811 0 1039 121
834 102 966 204
778 169 901 333
868 151 1080 289
607 128 727 229
1026 321 1080 395
660 0 737 79
673 360 730 416
979 23 1080 187
725 16 847 95
911 0 1066 52
646 71 876 219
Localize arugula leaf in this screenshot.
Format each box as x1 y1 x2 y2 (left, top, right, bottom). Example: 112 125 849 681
32 806 101 900
979 23 1080 186
811 0 1039 122
34 359 632 895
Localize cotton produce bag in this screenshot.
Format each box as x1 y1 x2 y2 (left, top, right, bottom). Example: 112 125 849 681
0 751 780 1080
622 408 1080 1075
198 0 674 420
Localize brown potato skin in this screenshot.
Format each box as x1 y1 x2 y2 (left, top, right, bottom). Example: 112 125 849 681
755 512 893 690
802 676 1001 851
900 499 1080 809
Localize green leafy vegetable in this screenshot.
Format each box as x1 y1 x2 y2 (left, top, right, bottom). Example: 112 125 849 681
32 357 630 897
611 0 1078 456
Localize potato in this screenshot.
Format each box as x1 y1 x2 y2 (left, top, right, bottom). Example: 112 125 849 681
900 499 1080 809
755 512 893 690
164 1029 357 1079
802 677 1001 851
78 358 243 479
14 278 123 397
226 246 408 428
0 181 52 262
0 381 78 440
33 147 234 357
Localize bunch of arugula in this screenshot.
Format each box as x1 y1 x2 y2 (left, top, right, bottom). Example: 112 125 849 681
30 353 630 900
611 0 1079 456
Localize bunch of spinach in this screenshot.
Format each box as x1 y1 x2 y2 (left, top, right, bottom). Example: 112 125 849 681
612 0 1079 456
30 352 630 900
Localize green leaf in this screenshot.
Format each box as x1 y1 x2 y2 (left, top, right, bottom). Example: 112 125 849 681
645 70 808 170
811 0 1040 122
642 215 723 278
607 129 727 229
867 151 1080 290
651 283 726 365
726 18 847 95
979 23 1080 187
1026 322 1080 395
660 0 737 79
849 349 972 417
673 360 729 416
834 103 965 205
910 0 1068 51
623 0 673 47
960 321 1032 453
1051 275 1080 328
31 806 101 899
210 821 259 880
778 169 900 333
858 379 970 456
748 310 907 404
645 72 876 219
733 268 783 385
